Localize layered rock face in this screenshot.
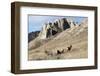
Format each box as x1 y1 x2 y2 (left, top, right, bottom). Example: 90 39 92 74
28 31 40 42
39 18 77 39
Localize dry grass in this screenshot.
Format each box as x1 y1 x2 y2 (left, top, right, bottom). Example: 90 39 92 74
28 25 88 60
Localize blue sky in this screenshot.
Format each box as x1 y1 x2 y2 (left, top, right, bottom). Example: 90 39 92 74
28 15 87 33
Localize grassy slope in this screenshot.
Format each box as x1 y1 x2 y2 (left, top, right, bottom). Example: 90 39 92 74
28 25 88 60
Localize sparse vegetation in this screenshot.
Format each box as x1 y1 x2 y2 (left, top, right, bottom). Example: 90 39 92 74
28 18 88 60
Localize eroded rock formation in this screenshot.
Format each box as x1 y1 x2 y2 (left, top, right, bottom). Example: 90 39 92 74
38 18 77 39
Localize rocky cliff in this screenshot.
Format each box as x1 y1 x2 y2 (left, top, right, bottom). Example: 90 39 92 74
38 18 78 39
28 31 40 42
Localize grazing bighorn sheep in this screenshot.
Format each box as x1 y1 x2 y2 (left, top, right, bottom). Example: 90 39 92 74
44 50 51 55
67 45 72 51
57 49 64 55
45 50 56 56
44 45 72 56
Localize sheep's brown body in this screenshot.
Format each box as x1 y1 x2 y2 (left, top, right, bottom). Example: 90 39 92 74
67 45 72 51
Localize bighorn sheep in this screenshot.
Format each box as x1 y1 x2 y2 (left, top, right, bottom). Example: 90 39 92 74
57 49 64 55
44 45 72 56
67 45 72 51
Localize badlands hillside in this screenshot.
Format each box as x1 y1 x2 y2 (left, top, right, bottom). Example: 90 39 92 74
28 18 88 60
